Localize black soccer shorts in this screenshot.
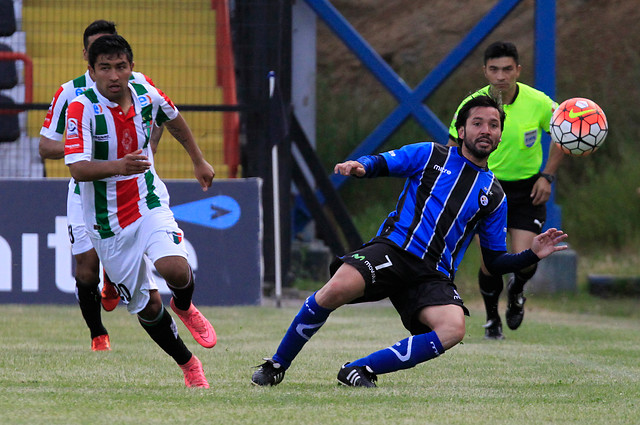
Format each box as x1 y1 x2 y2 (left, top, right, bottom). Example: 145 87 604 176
330 238 469 335
499 174 547 233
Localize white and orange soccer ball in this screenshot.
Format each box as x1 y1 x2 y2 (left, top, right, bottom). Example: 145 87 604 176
550 97 608 156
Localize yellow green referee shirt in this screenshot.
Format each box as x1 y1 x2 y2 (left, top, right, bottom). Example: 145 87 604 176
449 82 557 181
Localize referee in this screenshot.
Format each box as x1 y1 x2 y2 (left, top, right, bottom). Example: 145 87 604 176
448 41 564 339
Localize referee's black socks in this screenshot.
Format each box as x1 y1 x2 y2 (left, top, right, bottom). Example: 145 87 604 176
478 270 503 321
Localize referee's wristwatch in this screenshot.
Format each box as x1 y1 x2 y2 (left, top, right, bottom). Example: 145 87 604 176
540 172 555 183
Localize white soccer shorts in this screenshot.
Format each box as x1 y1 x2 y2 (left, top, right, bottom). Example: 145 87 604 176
66 180 94 256
91 207 187 314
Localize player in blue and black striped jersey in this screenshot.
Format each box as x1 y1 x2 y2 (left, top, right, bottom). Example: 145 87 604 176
252 95 568 388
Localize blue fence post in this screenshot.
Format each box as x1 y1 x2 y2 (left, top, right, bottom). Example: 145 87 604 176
535 0 561 230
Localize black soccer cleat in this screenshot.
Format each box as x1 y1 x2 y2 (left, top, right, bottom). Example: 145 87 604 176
483 317 505 340
337 363 377 388
251 358 286 386
506 278 527 330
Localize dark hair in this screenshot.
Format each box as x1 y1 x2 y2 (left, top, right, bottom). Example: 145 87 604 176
484 41 519 65
88 34 133 68
455 95 506 136
83 20 117 50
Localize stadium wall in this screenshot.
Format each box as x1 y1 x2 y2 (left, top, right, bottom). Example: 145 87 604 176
0 178 263 306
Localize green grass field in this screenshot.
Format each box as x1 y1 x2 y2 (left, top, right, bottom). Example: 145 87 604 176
1 298 639 425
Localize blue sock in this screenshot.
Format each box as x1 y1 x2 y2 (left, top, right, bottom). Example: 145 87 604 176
349 331 445 374
272 293 333 369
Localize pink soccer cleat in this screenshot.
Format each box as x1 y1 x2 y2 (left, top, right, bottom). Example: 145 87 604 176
179 355 209 388
170 298 217 348
91 334 111 351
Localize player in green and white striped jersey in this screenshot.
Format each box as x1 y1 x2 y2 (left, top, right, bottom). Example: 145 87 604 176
65 34 215 388
39 20 162 351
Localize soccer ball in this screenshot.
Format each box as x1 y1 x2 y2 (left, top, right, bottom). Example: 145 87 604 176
550 97 608 156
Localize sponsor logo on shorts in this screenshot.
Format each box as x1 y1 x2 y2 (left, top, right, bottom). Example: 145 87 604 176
534 219 543 231
351 253 376 284
453 289 461 300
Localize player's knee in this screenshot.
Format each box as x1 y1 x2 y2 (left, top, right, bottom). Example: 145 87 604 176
155 256 190 288
316 280 362 310
432 318 465 349
315 264 365 309
74 252 100 285
451 322 466 345
75 268 100 286
439 323 465 349
138 290 163 321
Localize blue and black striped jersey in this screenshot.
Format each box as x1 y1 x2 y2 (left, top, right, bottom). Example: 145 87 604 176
360 142 508 279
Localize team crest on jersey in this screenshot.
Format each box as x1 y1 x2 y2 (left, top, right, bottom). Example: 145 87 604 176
93 104 103 115
121 129 134 153
168 231 183 244
478 187 493 211
138 94 152 107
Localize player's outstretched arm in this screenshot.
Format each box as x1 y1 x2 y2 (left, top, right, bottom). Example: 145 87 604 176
39 136 65 160
530 228 568 259
165 114 214 191
334 160 366 177
68 149 151 181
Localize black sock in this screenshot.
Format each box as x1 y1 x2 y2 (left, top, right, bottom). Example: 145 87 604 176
76 279 107 339
168 271 195 311
478 270 503 321
512 265 537 294
139 307 192 365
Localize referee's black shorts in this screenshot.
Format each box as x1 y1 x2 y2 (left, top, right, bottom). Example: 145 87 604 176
330 238 469 335
499 174 547 233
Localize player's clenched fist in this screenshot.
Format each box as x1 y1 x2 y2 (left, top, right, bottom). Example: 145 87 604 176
194 160 215 191
334 160 366 177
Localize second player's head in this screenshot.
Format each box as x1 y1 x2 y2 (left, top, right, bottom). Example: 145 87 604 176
83 20 117 61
